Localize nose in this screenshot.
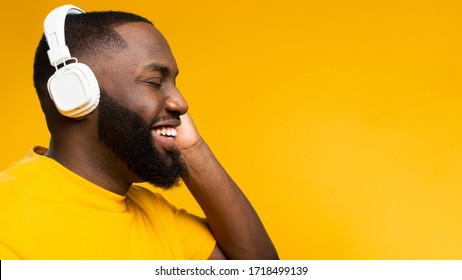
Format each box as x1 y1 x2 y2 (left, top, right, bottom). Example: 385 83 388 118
164 86 189 116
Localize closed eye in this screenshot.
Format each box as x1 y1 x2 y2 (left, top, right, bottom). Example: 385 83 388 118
145 77 163 88
146 81 162 88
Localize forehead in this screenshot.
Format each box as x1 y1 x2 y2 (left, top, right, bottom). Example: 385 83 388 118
110 22 177 72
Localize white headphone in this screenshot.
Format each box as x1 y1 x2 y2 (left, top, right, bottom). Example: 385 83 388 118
44 4 100 118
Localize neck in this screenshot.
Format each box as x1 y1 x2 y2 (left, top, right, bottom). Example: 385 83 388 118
46 136 135 196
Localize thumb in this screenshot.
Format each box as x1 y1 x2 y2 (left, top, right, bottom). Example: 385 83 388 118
176 113 203 151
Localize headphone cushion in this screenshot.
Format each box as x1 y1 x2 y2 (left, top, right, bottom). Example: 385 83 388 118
47 63 100 118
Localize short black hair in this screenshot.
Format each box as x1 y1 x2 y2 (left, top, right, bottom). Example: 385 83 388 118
33 11 152 105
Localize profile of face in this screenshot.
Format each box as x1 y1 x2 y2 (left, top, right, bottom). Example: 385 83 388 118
95 22 189 189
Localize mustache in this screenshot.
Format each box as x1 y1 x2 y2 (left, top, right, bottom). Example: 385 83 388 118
149 113 181 127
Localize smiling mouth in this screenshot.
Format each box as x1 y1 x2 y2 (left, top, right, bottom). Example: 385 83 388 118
154 127 177 138
151 126 179 152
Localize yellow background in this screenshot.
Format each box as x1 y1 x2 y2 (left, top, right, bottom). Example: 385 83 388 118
1 0 461 259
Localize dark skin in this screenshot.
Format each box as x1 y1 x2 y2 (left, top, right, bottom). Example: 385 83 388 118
45 22 278 260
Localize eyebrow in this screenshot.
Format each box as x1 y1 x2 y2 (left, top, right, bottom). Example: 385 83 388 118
143 63 179 77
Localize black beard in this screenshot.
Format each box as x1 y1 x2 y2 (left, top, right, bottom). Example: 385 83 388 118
97 92 188 189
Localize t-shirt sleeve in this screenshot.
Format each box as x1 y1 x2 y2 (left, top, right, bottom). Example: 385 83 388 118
0 241 20 260
174 208 217 260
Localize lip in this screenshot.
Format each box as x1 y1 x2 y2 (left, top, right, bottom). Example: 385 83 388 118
152 130 178 152
150 117 181 152
151 118 181 129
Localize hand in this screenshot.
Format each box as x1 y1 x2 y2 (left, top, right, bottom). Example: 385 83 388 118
175 113 204 152
175 114 279 260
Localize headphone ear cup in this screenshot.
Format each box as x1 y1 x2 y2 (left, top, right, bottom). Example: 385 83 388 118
47 62 100 118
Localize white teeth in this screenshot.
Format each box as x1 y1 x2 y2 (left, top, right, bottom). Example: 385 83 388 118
154 127 177 137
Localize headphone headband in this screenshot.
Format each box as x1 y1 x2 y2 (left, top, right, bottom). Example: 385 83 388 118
44 4 84 66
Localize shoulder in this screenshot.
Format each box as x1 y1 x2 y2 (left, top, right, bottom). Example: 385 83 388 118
0 147 49 186
0 149 44 198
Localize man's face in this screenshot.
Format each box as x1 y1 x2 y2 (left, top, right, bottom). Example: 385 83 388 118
97 91 187 188
94 22 189 188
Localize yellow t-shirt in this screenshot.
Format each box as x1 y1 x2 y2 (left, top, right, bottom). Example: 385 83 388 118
0 147 216 259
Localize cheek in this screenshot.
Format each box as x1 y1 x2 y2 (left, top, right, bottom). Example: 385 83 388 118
105 82 166 121
133 97 165 121
97 65 166 121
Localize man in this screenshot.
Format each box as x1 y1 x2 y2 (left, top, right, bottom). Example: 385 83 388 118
0 5 278 260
